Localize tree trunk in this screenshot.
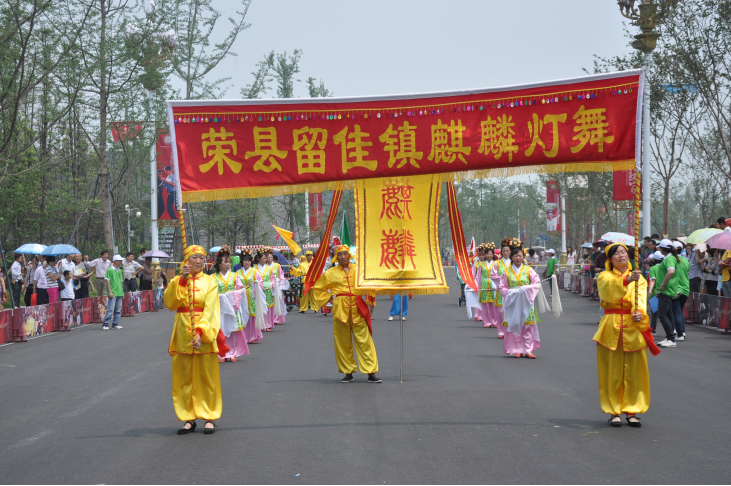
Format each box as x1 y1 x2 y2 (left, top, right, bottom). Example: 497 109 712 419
99 0 114 252
663 180 670 237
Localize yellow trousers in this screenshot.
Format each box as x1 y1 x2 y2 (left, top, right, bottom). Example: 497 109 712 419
299 289 319 312
333 315 378 375
171 353 222 421
596 344 650 415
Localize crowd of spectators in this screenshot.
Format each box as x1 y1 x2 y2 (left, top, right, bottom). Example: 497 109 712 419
2 249 167 310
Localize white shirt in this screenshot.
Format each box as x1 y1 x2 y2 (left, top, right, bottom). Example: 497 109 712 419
123 260 142 279
59 258 76 275
34 265 47 289
512 263 524 273
60 278 75 299
10 261 22 282
88 258 112 278
503 258 511 267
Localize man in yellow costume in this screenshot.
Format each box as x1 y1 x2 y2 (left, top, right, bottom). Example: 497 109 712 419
312 245 381 383
291 251 318 313
165 245 224 435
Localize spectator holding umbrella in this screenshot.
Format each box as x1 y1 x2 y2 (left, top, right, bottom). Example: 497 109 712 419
33 256 48 305
44 256 61 304
24 256 39 306
140 256 154 291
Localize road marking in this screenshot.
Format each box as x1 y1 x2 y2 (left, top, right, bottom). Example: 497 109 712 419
10 430 51 449
0 364 17 367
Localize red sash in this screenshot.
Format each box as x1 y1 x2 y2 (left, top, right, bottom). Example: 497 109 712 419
336 293 373 335
603 308 660 356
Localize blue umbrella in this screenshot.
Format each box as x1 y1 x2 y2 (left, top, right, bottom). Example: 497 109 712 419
14 243 47 255
41 244 82 256
209 246 222 253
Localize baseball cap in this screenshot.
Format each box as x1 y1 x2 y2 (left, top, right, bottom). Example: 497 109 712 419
112 254 124 262
652 251 665 261
672 241 684 250
657 239 674 249
547 249 556 254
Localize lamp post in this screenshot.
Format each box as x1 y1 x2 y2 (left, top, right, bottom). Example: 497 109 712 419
616 0 678 238
126 1 176 256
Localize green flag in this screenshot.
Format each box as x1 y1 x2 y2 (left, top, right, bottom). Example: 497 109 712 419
340 212 351 247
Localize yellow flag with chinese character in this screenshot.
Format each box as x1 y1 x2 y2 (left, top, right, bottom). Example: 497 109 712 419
354 175 448 295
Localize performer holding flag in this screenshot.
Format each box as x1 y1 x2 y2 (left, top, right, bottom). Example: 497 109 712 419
312 245 381 384
291 251 317 313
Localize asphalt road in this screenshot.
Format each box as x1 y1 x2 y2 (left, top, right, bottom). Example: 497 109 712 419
1 267 730 484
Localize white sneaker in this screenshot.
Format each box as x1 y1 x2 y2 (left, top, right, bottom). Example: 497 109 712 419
659 340 676 348
402 317 406 321
676 335 685 341
102 326 109 330
388 316 394 321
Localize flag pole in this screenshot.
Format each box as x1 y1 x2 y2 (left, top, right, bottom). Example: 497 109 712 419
400 291 404 384
178 206 194 327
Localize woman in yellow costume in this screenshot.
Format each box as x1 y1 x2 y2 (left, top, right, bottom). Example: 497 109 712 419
291 251 318 313
312 245 381 384
165 245 223 435
594 242 660 428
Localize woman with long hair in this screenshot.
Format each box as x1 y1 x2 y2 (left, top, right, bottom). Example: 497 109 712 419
594 242 655 428
256 250 276 332
214 246 250 363
490 238 513 339
497 239 542 358
235 250 266 344
654 239 678 347
474 243 500 328
268 253 288 325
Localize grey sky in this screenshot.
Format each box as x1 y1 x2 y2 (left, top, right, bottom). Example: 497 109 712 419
202 0 634 100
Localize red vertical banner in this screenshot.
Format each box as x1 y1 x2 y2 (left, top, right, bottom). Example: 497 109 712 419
547 181 560 232
613 170 636 201
157 130 179 221
627 210 635 237
309 192 323 231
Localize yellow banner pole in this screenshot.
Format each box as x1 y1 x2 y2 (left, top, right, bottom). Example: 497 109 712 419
634 172 641 313
178 206 195 327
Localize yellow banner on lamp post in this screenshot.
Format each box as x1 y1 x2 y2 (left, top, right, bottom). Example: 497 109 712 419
354 175 448 295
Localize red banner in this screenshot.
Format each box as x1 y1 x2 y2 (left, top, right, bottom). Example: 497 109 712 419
547 181 560 232
167 72 641 202
110 122 143 142
303 185 344 294
612 169 636 201
157 131 179 221
447 182 478 293
309 192 323 231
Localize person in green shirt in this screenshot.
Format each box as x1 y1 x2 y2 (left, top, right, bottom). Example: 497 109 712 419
646 251 664 334
102 255 125 330
654 239 678 347
672 241 690 340
545 249 559 297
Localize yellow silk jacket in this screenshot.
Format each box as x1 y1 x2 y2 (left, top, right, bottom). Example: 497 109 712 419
312 265 364 324
289 259 311 278
164 270 220 355
593 268 649 352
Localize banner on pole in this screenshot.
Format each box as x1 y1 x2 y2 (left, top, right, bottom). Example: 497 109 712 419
156 130 179 224
308 192 323 231
354 175 447 294
166 71 642 203
613 170 636 201
547 180 560 232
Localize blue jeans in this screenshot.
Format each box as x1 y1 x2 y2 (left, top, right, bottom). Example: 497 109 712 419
672 294 687 336
103 296 123 327
389 295 408 317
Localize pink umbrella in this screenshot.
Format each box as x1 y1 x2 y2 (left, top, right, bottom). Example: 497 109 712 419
703 232 731 251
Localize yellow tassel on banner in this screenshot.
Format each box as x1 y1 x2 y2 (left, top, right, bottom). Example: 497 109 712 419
181 159 636 202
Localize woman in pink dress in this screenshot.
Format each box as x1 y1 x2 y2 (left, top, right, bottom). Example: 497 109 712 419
497 239 542 358
235 250 266 344
473 243 500 328
214 246 250 363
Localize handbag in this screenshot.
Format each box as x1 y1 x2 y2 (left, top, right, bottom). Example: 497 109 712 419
58 279 66 291
31 294 37 306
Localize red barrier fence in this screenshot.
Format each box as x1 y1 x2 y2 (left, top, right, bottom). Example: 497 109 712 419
0 291 158 345
558 273 598 300
685 292 731 333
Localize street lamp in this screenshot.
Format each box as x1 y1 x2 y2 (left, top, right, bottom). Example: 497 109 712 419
125 205 142 252
615 0 678 238
126 0 176 256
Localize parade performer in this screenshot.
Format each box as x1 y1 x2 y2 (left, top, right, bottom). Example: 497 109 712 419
268 253 288 325
291 251 317 313
214 246 249 363
312 245 381 383
594 242 658 428
235 250 266 344
255 250 276 331
498 239 542 358
491 239 513 339
164 245 222 435
467 245 486 322
474 243 500 328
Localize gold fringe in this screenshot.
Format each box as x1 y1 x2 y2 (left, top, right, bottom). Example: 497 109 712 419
181 160 635 202
356 287 450 296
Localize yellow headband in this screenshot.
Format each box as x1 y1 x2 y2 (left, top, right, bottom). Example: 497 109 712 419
604 242 632 272
305 251 313 256
335 245 351 254
183 245 206 265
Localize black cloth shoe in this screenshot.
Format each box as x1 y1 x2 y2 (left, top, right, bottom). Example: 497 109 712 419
367 374 382 383
177 421 196 435
341 373 354 383
203 420 216 434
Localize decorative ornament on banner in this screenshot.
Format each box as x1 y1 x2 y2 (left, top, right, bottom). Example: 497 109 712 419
165 71 644 203
354 175 448 295
546 180 560 232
